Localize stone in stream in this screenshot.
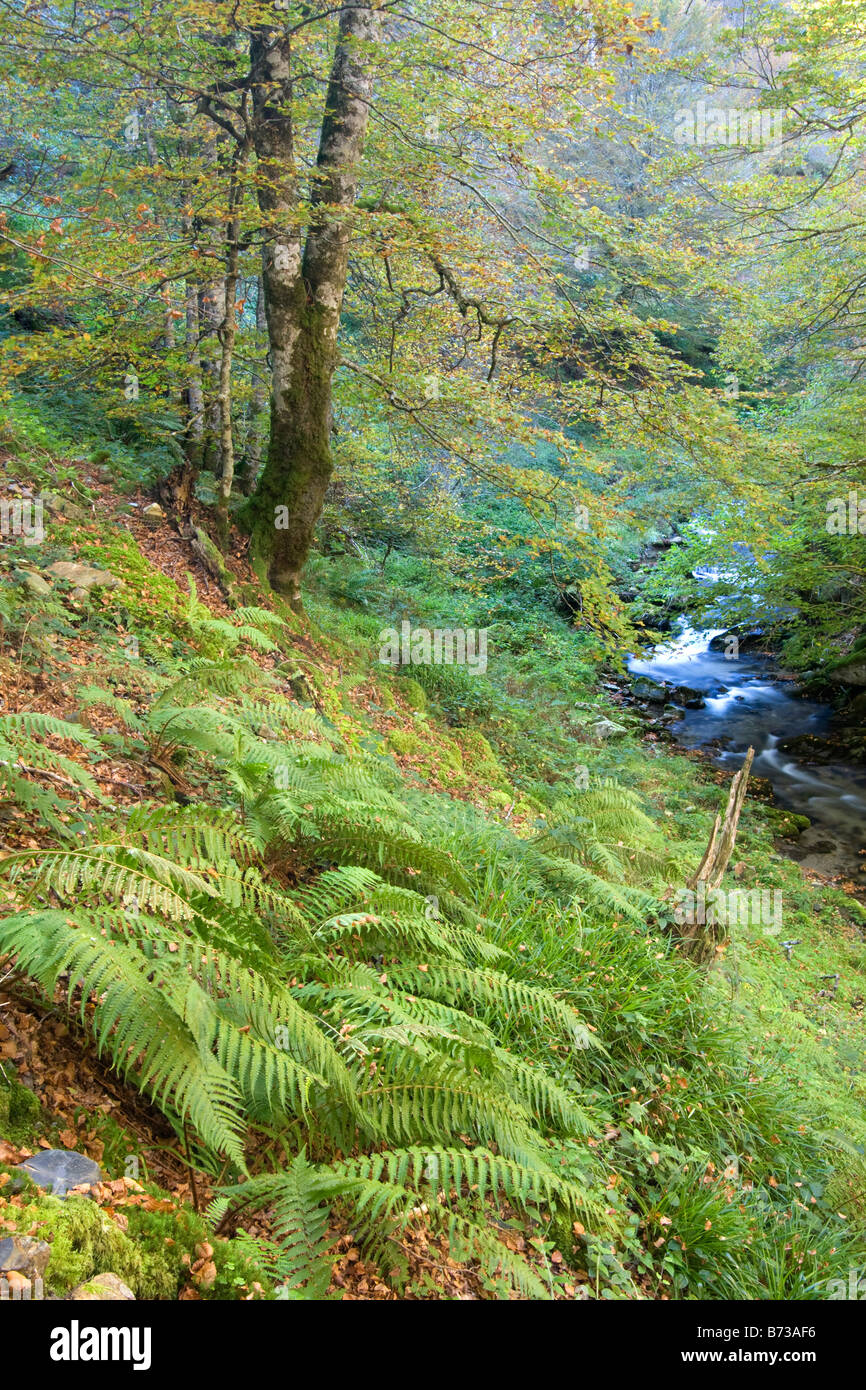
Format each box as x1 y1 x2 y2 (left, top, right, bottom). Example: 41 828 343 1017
708 627 766 653
13 1148 104 1197
669 685 705 709
630 676 667 704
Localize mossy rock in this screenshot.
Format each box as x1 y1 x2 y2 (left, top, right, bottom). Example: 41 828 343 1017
764 807 811 837
388 728 422 756
439 739 464 772
457 728 509 784
122 1202 273 1301
458 728 497 764
0 1185 272 1300
397 676 427 711
0 1065 44 1147
0 1193 170 1298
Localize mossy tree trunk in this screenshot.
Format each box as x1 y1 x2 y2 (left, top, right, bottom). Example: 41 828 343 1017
244 2 379 605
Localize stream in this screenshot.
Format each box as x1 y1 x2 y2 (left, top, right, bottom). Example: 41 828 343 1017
628 620 866 878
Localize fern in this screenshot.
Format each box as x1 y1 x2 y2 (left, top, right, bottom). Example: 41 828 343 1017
0 677 633 1293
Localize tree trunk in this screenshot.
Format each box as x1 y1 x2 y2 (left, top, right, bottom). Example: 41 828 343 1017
672 747 755 966
183 273 205 465
239 274 269 494
159 166 204 523
199 278 226 473
217 157 245 525
244 1 380 604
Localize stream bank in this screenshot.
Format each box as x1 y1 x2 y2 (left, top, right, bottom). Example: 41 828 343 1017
624 620 866 881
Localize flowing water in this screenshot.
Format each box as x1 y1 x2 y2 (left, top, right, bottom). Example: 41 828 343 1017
628 620 866 877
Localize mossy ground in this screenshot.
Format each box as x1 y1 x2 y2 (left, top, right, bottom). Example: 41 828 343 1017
0 1065 44 1147
0 1183 273 1299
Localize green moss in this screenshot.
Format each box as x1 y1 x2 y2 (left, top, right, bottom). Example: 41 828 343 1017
457 728 509 785
2 1194 162 1297
0 1184 273 1300
765 809 811 836
397 676 427 711
388 728 421 756
208 1231 274 1301
0 1065 44 1146
439 738 464 772
124 1200 273 1301
75 528 188 644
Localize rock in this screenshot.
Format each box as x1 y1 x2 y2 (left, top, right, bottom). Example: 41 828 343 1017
844 691 866 720
14 1148 104 1197
646 534 685 551
142 502 163 519
630 676 666 704
0 1235 51 1280
669 684 705 709
590 717 628 740
45 562 120 594
70 1272 135 1301
42 492 88 523
833 659 866 687
708 628 766 653
18 570 53 598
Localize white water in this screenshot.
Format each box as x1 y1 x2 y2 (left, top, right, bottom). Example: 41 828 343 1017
628 619 866 875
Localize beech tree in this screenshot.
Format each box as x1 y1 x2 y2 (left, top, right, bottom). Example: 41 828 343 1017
0 0 749 613
244 1 381 600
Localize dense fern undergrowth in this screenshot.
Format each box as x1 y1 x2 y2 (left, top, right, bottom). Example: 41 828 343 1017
1 413 864 1300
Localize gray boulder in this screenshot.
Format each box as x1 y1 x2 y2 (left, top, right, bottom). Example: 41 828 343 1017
45 562 120 599
17 570 53 598
590 717 628 740
630 676 666 704
14 1148 104 1197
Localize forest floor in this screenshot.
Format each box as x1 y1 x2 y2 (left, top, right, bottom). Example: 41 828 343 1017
1 446 865 1299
